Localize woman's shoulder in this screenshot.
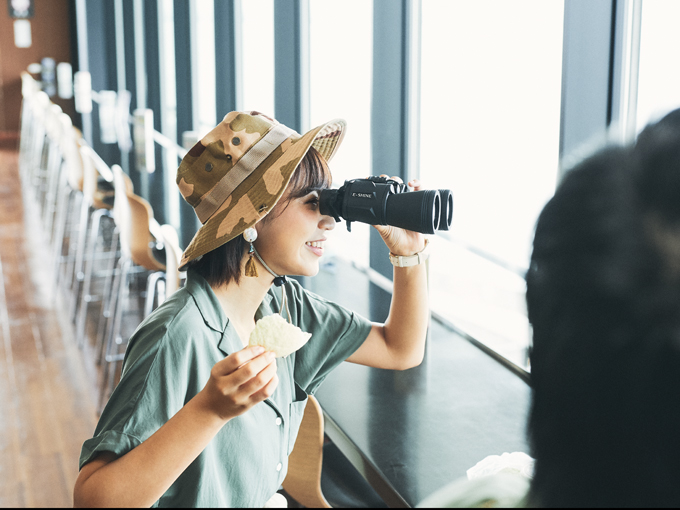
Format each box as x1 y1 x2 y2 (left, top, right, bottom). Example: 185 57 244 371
136 287 204 337
124 287 217 366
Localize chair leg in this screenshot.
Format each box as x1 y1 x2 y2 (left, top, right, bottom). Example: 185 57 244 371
99 254 124 365
52 186 73 289
63 193 84 292
29 129 47 195
95 227 120 364
27 130 43 195
99 257 130 411
42 146 62 237
75 208 108 347
68 200 92 319
33 139 47 209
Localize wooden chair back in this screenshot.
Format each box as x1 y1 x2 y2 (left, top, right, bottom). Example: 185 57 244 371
282 395 331 508
79 141 114 210
112 165 165 272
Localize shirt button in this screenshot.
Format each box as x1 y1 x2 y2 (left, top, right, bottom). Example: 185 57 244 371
275 417 282 426
276 463 282 472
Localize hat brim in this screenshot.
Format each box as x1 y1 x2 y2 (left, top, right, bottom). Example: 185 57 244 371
179 119 346 271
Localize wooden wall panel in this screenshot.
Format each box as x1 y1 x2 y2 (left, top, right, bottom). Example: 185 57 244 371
0 0 75 138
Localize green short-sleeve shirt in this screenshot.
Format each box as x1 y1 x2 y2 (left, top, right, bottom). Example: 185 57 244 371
79 270 372 508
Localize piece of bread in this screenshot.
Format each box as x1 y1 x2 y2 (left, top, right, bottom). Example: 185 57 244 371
248 313 312 358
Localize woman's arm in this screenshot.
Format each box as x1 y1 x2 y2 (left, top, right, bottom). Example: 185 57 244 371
74 346 278 508
346 178 429 371
346 263 428 370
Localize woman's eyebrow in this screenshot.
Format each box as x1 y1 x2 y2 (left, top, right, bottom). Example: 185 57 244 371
300 188 321 197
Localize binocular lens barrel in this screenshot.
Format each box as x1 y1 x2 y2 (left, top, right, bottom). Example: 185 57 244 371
437 189 453 231
384 189 440 234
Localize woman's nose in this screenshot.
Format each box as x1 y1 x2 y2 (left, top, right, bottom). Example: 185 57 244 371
319 213 336 231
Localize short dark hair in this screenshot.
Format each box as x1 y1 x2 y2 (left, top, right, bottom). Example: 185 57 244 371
526 110 680 507
189 146 332 288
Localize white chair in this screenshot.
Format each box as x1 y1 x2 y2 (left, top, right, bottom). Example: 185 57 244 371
40 103 65 234
51 114 85 289
73 143 117 346
18 72 43 185
19 81 49 190
99 165 167 410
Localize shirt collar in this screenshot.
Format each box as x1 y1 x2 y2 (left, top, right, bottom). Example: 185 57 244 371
185 269 229 333
185 269 277 355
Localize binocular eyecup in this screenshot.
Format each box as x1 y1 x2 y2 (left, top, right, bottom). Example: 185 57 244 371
437 189 453 232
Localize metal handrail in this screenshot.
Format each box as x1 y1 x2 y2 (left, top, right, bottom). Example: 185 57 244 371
152 129 187 159
90 88 189 160
79 143 113 182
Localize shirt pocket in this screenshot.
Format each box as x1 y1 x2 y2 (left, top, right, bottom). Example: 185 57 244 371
287 381 309 455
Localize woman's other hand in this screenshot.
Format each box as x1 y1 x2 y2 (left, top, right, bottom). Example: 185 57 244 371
196 346 279 422
372 176 427 256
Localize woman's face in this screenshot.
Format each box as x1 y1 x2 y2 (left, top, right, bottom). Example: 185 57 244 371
254 188 336 277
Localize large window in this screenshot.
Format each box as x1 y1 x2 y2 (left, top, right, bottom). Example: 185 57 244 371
190 0 216 136
158 0 180 229
240 0 275 117
420 0 565 368
309 0 373 267
636 0 680 132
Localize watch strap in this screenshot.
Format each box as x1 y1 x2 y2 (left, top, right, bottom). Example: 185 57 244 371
389 239 430 267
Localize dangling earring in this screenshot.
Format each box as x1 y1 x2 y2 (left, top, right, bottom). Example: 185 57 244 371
243 227 258 277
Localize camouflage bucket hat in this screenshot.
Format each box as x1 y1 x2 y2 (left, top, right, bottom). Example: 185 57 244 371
177 111 346 270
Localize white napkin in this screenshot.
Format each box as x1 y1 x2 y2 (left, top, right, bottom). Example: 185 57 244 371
466 452 535 480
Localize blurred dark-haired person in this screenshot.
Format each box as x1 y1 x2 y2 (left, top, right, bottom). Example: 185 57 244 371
420 109 680 508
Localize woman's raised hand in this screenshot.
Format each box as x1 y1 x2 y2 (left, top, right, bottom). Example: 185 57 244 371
373 176 427 257
197 346 279 422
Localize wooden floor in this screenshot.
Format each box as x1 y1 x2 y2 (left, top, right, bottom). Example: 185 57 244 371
0 149 99 507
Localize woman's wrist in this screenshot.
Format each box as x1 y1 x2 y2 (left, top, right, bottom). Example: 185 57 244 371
191 389 234 426
388 239 430 266
387 237 428 257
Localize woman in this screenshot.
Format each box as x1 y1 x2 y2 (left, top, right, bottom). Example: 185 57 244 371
74 111 429 507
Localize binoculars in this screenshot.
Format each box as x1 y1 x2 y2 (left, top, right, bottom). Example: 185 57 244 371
319 176 453 235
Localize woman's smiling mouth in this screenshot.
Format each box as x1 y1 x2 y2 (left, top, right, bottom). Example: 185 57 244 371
305 240 325 256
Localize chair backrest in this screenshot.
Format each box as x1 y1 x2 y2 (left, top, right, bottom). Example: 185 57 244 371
59 114 84 192
127 193 166 272
46 103 63 146
79 141 98 208
21 71 40 99
112 165 133 260
43 104 64 189
19 72 41 162
112 164 166 272
282 395 331 508
159 224 182 295
79 143 115 210
29 91 50 171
